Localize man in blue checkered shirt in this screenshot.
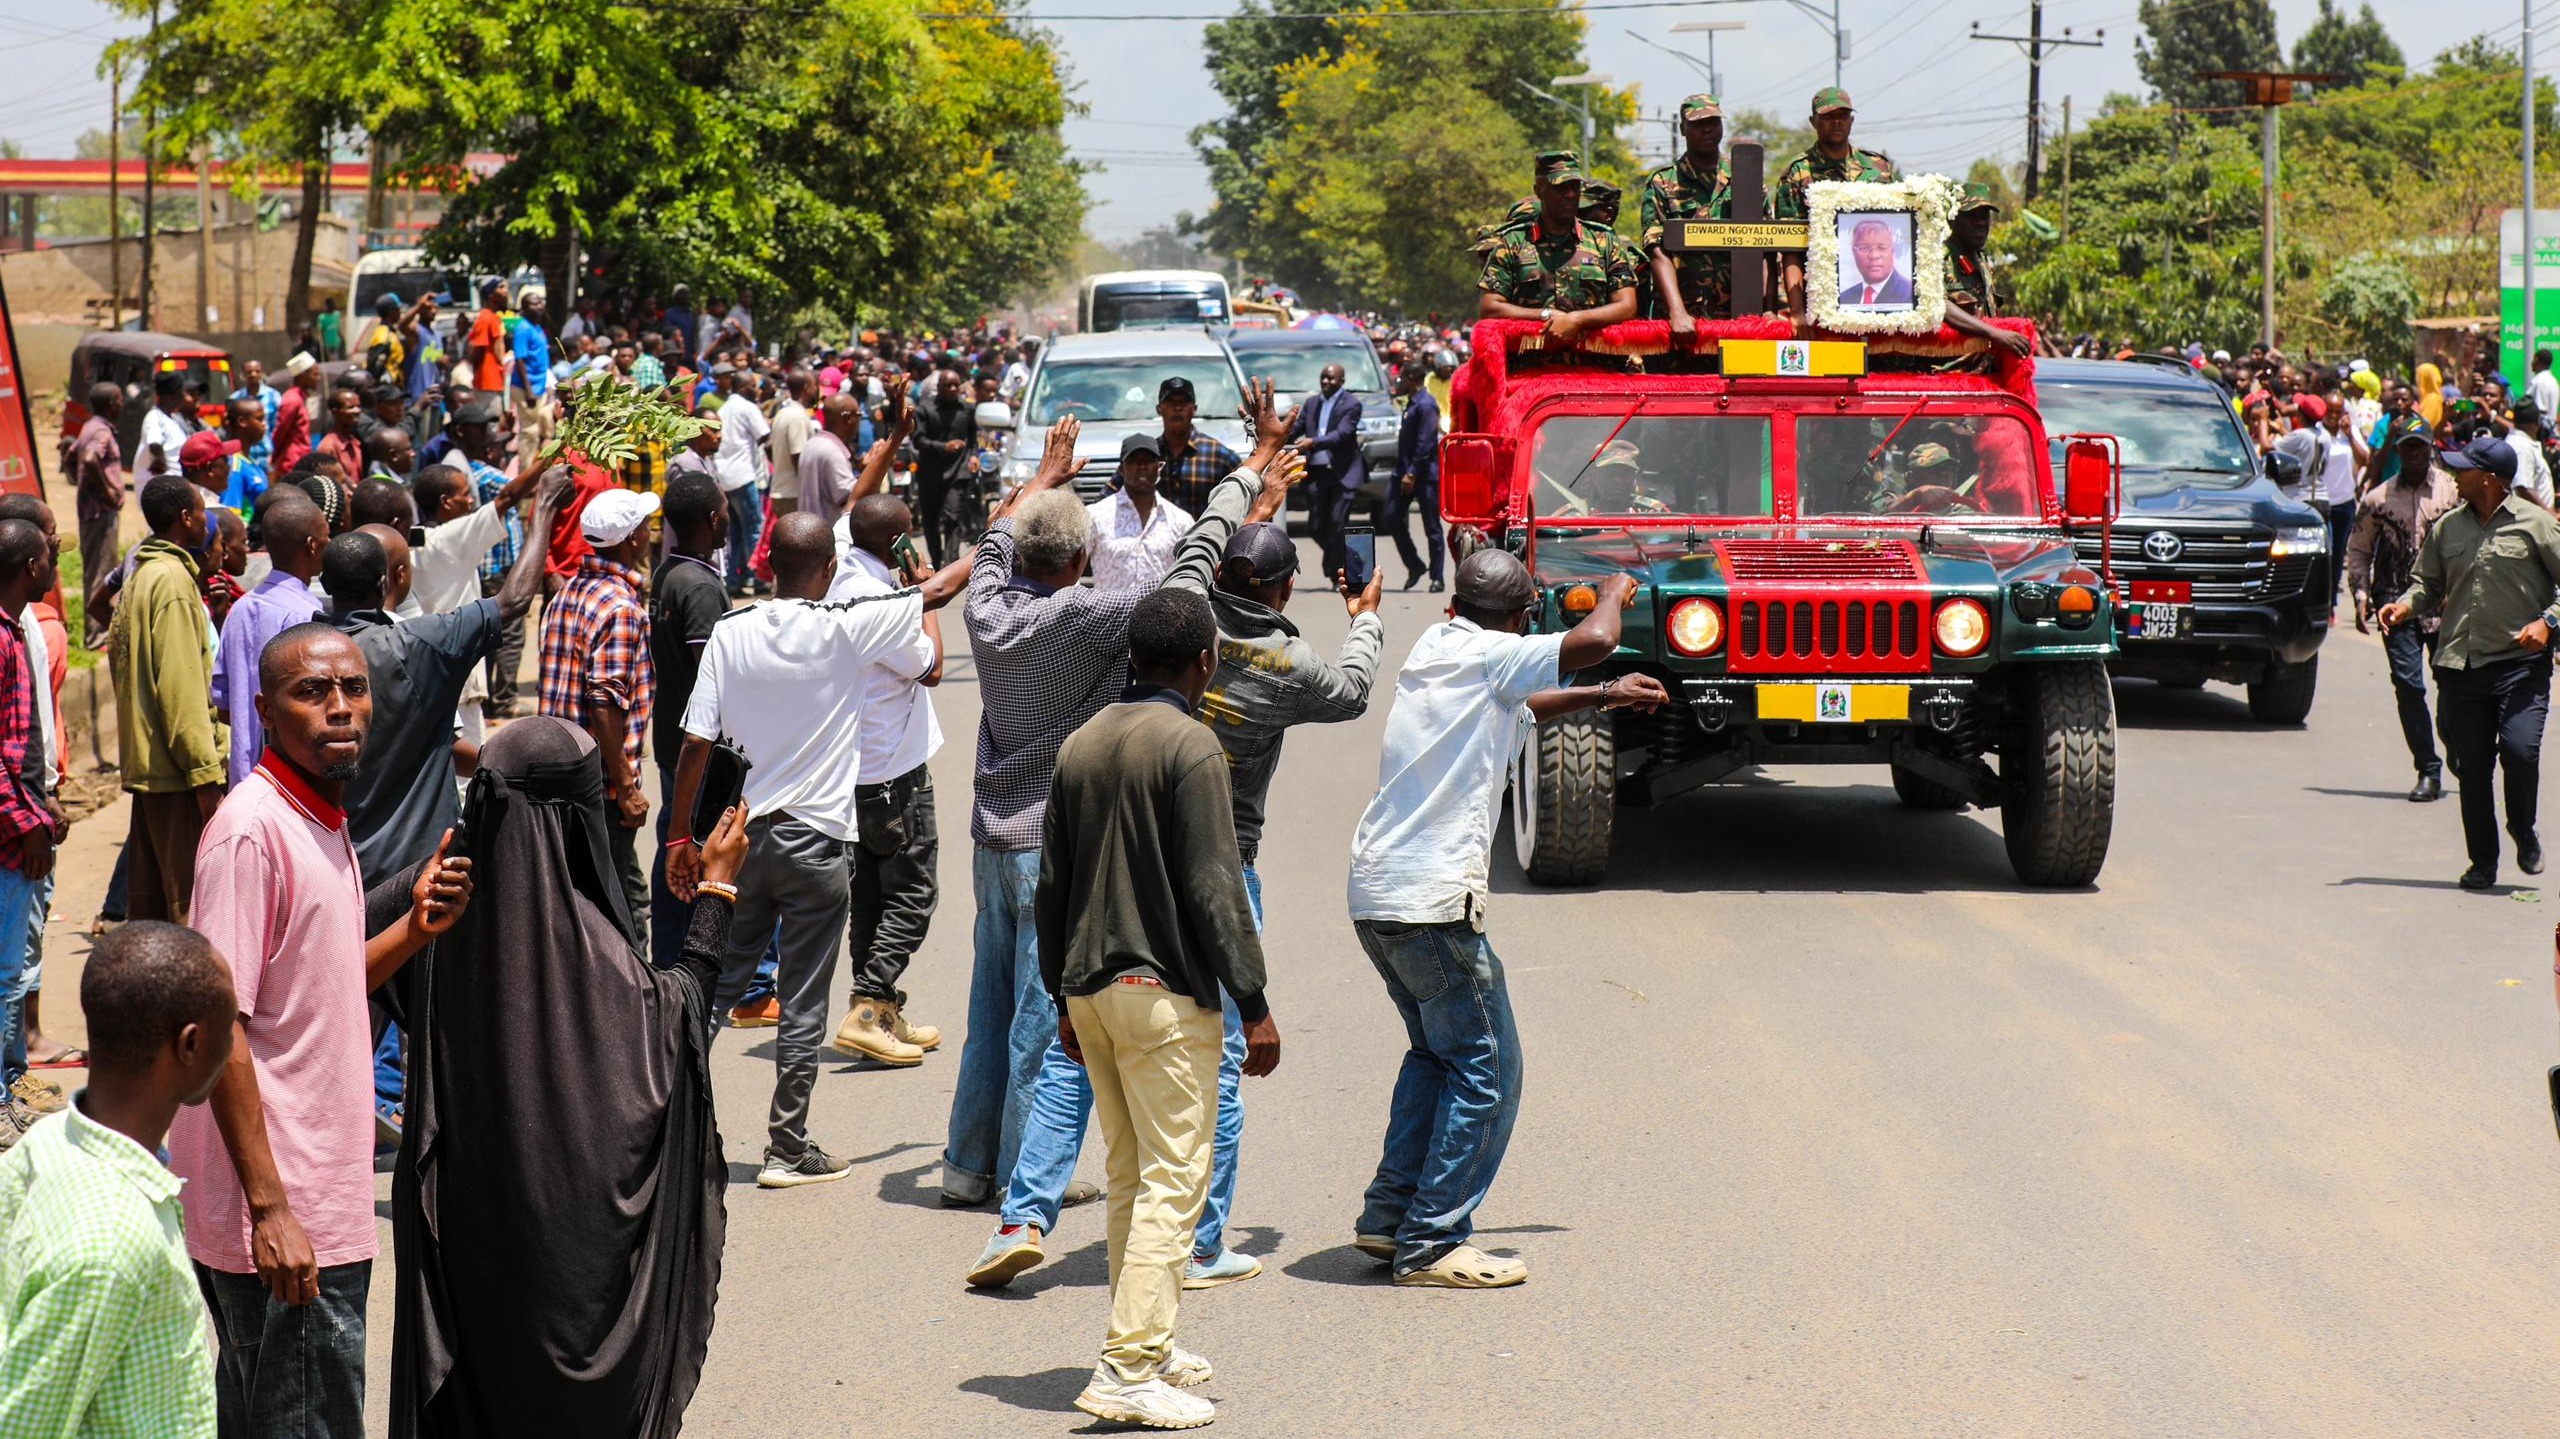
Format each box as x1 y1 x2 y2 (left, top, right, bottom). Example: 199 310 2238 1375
450 402 529 719
1154 376 1243 514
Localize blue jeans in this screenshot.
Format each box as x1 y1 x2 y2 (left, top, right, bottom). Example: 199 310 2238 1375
652 759 778 1000
725 483 764 589
0 865 38 1089
374 1026 403 1115
198 1259 370 1439
943 847 1053 1202
1352 918 1523 1275
1001 869 1257 1255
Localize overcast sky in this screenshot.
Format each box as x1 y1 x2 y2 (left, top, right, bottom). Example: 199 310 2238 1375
3 0 2513 241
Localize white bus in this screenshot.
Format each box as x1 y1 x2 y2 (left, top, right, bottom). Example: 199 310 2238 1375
1077 270 1230 332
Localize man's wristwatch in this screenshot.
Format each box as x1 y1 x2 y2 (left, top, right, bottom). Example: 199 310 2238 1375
1540 307 1557 324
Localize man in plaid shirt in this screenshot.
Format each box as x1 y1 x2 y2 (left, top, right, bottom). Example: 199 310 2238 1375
539 489 660 939
451 403 528 718
1154 376 1243 514
0 520 62 1150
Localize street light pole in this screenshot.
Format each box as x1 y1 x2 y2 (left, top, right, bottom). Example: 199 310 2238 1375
1667 19 1747 99
2200 70 2336 352
1672 0 1843 88
1522 73 1613 160
2527 0 2537 377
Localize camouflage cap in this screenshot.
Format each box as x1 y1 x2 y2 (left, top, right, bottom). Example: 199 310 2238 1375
1907 442 1954 470
1958 182 2000 214
1534 150 1585 185
1679 92 1723 121
1811 86 1854 114
1578 180 1622 214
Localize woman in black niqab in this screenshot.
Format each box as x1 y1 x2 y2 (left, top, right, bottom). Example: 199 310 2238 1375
386 715 738 1439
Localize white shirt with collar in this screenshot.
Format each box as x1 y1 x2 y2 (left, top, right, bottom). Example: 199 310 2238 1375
1084 489 1193 593
396 503 510 619
824 529 944 779
713 391 770 493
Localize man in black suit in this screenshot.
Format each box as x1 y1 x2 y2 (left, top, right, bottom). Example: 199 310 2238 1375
1289 362 1367 578
1839 218 1913 308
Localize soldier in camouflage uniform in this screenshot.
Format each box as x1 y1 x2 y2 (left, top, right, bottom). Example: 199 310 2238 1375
1579 180 1623 233
1638 93 1736 337
1774 87 1898 314
1945 182 2032 357
1477 150 1640 347
1475 179 1624 251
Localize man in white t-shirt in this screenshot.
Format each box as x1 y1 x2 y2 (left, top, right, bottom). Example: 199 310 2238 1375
666 511 942 1189
2532 349 2559 419
2502 403 2556 510
139 371 196 484
712 366 772 594
817 493 969 1065
1342 552 1666 1288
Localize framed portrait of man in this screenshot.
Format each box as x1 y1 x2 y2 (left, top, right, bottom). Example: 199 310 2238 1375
1834 211 1916 312
1803 177 1958 336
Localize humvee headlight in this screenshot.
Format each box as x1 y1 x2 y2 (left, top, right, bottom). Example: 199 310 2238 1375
1560 584 1598 616
1934 598 1990 657
1666 597 1724 656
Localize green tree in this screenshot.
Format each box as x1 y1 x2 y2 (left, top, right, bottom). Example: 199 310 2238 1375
2290 0 2404 86
1195 0 1633 307
2134 0 2280 115
2312 252 2420 370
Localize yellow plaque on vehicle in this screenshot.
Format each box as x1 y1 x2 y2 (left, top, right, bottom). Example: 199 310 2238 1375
1757 682 1909 722
1722 340 1867 378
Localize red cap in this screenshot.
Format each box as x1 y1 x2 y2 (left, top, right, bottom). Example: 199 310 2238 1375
179 431 242 469
2294 394 2328 423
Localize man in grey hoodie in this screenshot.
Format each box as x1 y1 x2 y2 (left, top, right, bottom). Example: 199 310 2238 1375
967 381 1383 1292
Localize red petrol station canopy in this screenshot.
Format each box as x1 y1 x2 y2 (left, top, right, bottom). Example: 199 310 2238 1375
0 155 503 198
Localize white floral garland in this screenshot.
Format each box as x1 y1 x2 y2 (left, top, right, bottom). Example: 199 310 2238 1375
1803 173 1962 336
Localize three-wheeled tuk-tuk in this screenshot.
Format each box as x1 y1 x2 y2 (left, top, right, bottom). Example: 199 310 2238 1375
60 331 236 463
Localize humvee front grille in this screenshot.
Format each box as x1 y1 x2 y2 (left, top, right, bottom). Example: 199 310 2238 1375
1733 598 1926 669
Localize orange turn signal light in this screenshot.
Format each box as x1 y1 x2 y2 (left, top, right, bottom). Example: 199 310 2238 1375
1560 584 1598 616
2056 584 2098 615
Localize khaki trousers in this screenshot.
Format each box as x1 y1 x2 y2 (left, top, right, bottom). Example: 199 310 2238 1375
1068 980 1222 1383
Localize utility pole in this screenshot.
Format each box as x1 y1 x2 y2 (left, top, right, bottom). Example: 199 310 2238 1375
2527 0 2538 377
195 144 213 329
2202 70 2338 350
138 0 157 331
2060 96 2073 244
107 65 121 329
1971 5 2101 200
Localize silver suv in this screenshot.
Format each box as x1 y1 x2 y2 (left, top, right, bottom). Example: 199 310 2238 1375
989 329 1251 502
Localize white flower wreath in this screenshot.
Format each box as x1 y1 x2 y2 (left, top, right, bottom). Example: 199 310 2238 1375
1803 173 1963 336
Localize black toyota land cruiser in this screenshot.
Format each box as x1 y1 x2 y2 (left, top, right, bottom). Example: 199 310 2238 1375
2037 358 2334 723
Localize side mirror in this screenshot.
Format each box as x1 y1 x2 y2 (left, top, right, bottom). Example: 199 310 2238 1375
2062 437 2117 524
2264 450 2303 487
974 401 1015 431
1441 434 1509 527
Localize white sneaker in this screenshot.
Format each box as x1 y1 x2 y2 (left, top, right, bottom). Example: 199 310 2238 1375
1160 1347 1214 1389
1075 1368 1216 1429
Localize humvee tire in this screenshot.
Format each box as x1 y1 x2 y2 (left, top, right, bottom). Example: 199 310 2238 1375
2246 655 2318 726
1511 711 1614 885
2001 661 2116 887
1890 764 1970 810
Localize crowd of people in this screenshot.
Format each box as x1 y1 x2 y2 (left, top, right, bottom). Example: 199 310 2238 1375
0 241 1679 1439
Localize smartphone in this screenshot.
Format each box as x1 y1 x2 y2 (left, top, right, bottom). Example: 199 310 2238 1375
689 740 751 846
891 532 921 574
1341 526 1376 591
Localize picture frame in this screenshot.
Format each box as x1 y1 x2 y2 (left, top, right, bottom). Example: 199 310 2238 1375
1803 175 1960 337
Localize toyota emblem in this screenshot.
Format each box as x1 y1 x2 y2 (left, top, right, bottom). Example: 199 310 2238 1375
2141 530 2185 563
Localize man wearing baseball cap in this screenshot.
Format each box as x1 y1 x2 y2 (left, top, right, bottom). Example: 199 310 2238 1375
177 430 241 509
2378 433 2560 887
1773 87 1900 313
1154 375 1242 515
1084 433 1191 593
539 486 663 933
1639 93 1736 339
1477 150 1639 348
1342 550 1668 1286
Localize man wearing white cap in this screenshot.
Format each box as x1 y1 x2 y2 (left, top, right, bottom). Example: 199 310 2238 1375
273 351 323 472
539 486 663 936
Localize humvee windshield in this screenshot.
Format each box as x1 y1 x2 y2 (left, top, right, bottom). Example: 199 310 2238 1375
1529 414 1774 518
1797 412 2042 519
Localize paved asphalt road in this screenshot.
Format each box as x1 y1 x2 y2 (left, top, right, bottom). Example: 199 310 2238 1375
34 582 2560 1437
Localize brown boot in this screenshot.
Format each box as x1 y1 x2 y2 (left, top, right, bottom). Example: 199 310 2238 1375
828 998 923 1067
879 998 941 1052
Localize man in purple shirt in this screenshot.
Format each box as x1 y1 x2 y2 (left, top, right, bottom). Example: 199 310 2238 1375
212 494 328 786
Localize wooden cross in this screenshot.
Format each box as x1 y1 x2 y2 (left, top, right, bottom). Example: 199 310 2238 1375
1657 139 1809 319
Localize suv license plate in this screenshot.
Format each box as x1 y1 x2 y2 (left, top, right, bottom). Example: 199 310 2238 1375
2129 602 2192 640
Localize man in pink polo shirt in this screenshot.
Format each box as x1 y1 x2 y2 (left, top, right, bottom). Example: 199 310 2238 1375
165 620 472 1438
